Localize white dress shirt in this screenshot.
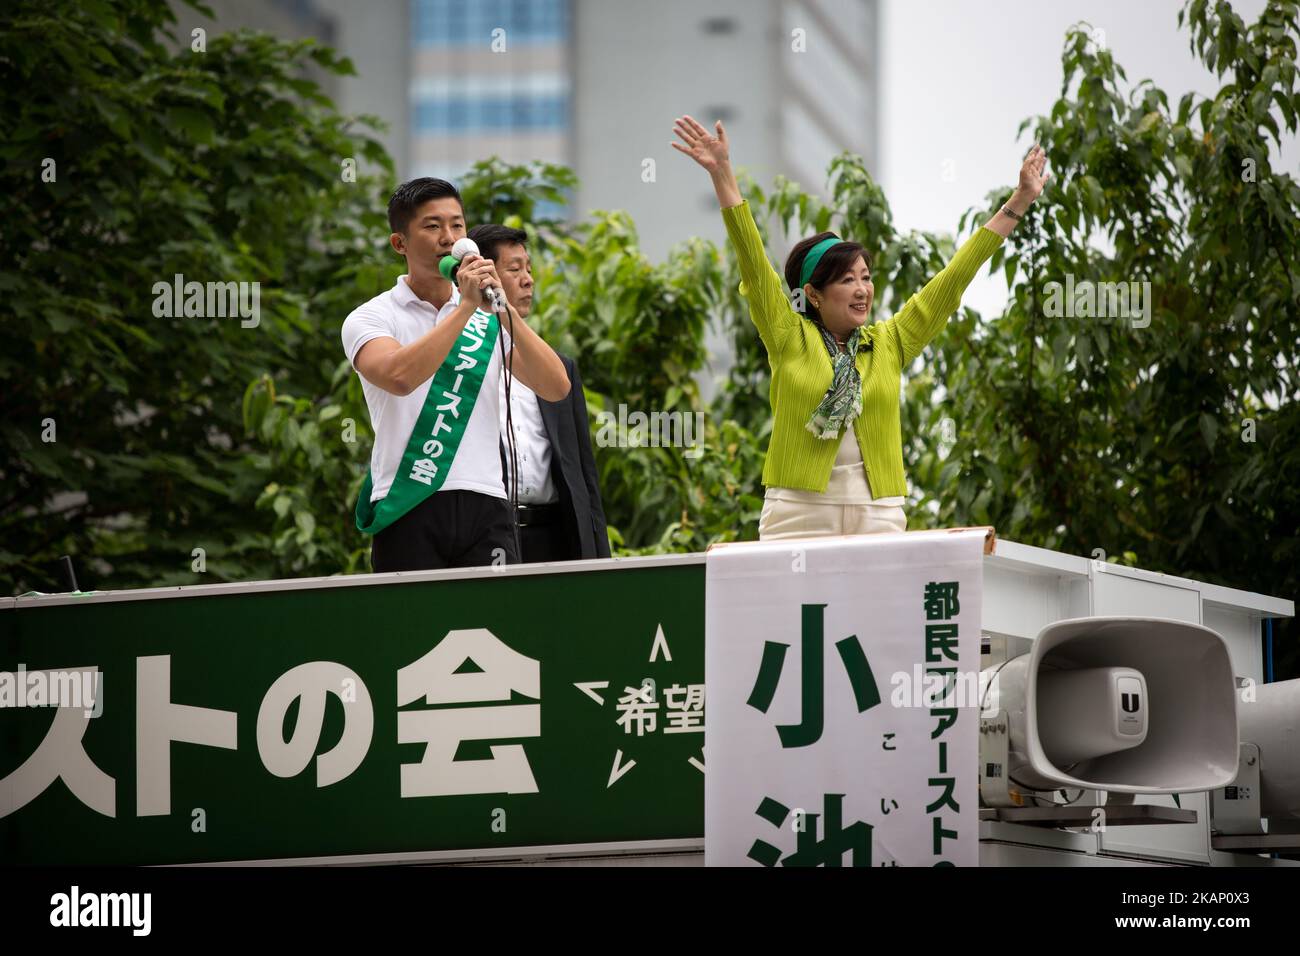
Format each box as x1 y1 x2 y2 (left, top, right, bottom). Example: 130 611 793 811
498 372 559 505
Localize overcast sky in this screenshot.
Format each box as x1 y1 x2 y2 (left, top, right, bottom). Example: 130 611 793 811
878 0 1298 317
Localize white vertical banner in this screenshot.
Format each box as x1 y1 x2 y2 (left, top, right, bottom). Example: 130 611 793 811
705 529 987 867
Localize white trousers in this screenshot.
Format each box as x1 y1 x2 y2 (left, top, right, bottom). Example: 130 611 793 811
758 495 908 541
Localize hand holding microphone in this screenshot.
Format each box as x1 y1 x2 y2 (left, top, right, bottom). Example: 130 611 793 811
439 237 507 312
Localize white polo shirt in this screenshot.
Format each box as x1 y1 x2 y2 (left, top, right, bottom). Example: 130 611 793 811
341 275 511 503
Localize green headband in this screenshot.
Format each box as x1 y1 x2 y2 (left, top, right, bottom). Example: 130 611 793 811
799 236 843 290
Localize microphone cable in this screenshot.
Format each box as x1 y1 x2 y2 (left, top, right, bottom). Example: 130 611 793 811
491 289 523 562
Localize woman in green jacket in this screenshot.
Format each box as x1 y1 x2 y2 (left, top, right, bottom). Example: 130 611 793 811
671 115 1049 541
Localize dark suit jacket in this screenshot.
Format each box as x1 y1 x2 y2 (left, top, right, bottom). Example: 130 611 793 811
500 353 611 559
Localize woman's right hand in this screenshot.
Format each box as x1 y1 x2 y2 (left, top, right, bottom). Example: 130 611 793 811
671 115 730 173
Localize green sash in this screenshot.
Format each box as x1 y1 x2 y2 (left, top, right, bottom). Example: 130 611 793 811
355 308 500 535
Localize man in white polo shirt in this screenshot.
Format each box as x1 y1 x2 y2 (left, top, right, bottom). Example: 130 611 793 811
340 178 570 571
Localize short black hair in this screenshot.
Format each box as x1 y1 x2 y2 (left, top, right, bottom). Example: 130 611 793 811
387 178 464 234
783 232 870 323
467 223 529 263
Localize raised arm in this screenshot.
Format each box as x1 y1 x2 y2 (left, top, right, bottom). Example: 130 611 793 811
671 115 742 208
884 144 1050 367
671 115 799 356
982 143 1049 237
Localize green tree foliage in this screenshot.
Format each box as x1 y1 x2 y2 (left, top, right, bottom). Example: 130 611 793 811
914 0 1299 674
1 0 395 587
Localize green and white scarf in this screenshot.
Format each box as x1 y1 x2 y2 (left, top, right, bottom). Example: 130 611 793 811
805 323 864 440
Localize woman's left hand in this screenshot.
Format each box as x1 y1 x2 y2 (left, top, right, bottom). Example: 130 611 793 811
1018 144 1050 201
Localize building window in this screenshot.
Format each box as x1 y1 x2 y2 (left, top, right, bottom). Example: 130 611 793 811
413 93 569 133
413 0 569 47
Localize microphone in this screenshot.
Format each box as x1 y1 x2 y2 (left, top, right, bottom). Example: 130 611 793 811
439 237 506 312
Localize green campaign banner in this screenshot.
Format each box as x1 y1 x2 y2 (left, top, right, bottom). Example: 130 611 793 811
0 560 705 864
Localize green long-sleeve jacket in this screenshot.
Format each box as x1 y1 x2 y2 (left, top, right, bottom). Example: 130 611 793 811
721 200 1003 497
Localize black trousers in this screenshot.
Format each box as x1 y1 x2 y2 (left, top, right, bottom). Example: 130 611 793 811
518 522 570 563
371 490 520 572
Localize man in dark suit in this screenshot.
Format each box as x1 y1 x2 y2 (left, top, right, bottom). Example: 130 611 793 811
467 224 612 563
